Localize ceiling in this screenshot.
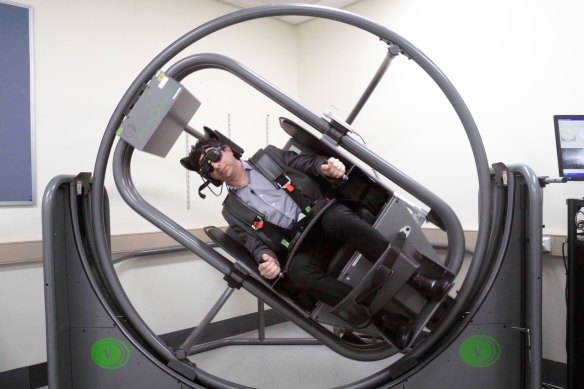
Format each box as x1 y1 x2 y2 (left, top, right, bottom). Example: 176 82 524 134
210 0 362 25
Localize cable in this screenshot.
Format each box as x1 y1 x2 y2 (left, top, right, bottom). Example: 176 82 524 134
207 183 224 197
343 128 381 180
562 239 568 306
350 129 367 145
562 239 568 275
562 238 569 356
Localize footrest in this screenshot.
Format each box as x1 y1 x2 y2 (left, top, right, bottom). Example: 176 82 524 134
330 226 419 325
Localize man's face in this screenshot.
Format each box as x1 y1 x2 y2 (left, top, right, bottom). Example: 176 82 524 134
199 146 239 182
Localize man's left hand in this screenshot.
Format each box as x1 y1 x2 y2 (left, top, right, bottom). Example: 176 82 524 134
259 254 281 280
321 157 345 179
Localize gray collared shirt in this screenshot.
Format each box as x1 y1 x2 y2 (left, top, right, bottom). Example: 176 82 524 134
230 160 301 229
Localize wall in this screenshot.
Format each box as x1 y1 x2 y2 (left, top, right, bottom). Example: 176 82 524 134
0 0 298 373
1 0 578 374
1 0 298 244
296 0 581 362
297 0 584 234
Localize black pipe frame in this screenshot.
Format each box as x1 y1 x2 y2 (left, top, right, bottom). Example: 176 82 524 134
90 4 500 388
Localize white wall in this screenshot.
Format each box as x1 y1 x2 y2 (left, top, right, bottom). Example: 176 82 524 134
1 0 578 374
297 0 584 235
296 0 581 363
0 262 46 373
1 0 299 244
0 0 298 373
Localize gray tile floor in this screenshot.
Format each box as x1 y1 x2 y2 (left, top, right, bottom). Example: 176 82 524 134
189 322 402 389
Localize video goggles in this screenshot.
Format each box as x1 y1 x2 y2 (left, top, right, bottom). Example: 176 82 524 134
180 126 244 199
198 147 223 176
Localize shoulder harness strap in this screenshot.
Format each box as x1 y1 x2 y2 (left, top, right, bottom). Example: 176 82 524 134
222 193 294 253
249 149 314 214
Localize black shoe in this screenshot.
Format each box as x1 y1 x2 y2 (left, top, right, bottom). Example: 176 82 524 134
408 273 451 301
372 312 412 350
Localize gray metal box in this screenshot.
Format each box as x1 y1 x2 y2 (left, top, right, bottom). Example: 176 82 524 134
117 72 200 157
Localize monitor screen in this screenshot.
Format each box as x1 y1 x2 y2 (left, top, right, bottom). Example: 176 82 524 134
554 115 584 180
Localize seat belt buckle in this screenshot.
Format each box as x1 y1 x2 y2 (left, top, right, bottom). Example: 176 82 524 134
252 216 264 230
276 174 295 192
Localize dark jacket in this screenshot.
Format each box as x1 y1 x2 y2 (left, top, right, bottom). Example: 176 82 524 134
221 145 329 264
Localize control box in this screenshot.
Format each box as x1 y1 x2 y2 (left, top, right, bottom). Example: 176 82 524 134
117 71 200 157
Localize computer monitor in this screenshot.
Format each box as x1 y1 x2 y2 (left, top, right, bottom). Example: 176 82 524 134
554 115 584 181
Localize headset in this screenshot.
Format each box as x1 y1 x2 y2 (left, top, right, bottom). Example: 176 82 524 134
180 126 244 199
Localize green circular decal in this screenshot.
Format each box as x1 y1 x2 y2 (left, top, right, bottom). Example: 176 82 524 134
459 335 501 367
91 338 131 370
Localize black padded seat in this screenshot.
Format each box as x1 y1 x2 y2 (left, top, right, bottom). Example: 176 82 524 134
204 226 258 276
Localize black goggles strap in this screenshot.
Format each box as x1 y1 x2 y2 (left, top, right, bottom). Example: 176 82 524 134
198 180 212 199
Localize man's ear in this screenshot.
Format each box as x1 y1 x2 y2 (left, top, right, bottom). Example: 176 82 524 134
222 145 233 155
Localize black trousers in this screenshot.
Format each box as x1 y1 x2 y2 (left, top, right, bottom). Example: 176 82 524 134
286 202 388 307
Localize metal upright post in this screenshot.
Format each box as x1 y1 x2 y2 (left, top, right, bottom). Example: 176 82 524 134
258 300 266 341
176 286 235 359
346 44 400 125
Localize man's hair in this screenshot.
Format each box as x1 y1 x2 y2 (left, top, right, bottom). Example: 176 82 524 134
180 137 222 174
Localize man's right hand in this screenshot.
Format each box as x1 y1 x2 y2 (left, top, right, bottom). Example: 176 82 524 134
259 254 281 280
320 157 346 179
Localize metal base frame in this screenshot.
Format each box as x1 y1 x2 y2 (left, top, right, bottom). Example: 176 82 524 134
43 166 542 388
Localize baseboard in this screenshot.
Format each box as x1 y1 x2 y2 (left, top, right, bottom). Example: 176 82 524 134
0 309 288 389
543 358 567 389
0 362 47 389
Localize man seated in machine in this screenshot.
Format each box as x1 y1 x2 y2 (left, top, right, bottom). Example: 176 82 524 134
180 128 451 349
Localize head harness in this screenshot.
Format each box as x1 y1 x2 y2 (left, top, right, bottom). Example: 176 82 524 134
180 126 244 198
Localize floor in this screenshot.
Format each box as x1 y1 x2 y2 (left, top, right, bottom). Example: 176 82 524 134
189 322 402 389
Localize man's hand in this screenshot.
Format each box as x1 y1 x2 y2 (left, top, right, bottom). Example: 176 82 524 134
259 254 281 280
321 157 345 179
